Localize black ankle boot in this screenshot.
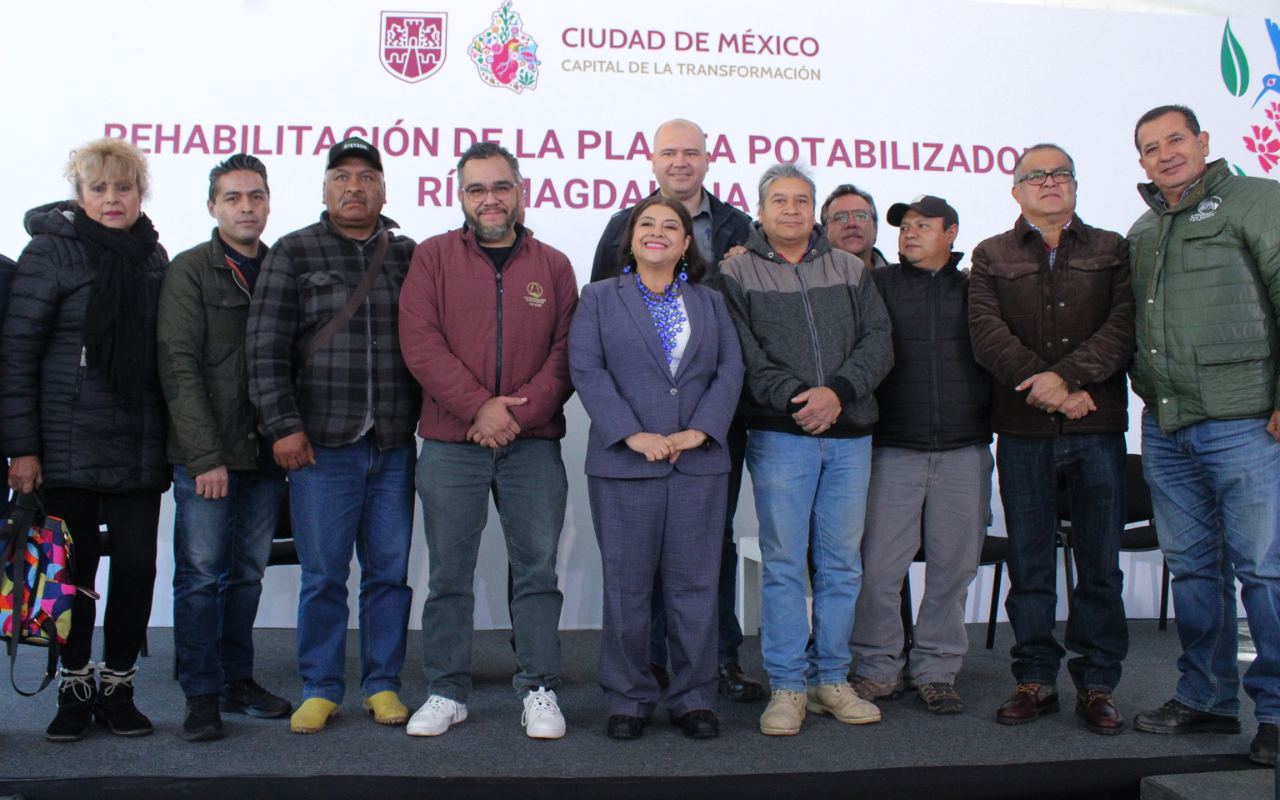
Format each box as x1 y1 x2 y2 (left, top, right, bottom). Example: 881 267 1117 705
46 666 96 743
94 666 153 737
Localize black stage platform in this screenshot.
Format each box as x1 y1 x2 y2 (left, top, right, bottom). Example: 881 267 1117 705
0 622 1269 800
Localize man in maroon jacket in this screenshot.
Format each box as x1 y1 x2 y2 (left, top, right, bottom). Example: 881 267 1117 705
399 142 578 740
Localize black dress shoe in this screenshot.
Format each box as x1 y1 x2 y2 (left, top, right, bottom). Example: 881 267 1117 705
650 663 670 690
672 709 719 739
719 662 764 703
1251 723 1277 765
1132 699 1241 735
607 714 651 740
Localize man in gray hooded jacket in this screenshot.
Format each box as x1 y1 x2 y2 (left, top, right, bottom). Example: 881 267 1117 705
719 163 893 736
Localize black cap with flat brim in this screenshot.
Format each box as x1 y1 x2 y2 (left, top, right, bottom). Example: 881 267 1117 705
887 195 958 228
327 137 383 172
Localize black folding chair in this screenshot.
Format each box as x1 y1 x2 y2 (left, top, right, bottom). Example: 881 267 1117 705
1056 453 1170 630
899 533 1012 654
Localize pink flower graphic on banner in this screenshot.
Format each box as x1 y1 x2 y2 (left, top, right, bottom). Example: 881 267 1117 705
1266 101 1280 123
1243 124 1280 172
469 1 539 93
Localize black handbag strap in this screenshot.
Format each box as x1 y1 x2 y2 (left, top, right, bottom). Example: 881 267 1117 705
303 231 389 360
9 619 59 697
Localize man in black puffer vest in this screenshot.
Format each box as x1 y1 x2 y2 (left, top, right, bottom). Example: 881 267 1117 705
849 196 993 716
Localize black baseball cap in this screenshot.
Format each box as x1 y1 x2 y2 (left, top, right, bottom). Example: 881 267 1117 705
886 195 958 228
327 137 383 172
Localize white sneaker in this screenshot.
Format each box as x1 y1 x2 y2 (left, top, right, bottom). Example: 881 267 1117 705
406 695 467 737
521 687 566 739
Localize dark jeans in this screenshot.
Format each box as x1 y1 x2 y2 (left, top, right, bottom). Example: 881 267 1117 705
651 417 747 667
418 438 567 702
41 488 162 672
996 433 1128 692
171 449 286 698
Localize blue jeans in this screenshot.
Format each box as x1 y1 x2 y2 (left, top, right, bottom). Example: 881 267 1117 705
747 430 871 692
172 449 286 698
417 438 567 703
997 433 1128 691
288 434 415 704
651 417 747 667
1141 411 1280 723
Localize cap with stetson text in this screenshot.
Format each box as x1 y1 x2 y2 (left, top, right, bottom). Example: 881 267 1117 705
886 195 958 228
327 137 383 172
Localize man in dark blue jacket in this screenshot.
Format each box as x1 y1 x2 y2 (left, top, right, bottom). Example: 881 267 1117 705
848 196 994 716
0 253 15 320
0 253 13 468
589 118 760 702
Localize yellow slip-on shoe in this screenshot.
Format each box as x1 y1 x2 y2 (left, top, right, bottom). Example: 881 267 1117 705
363 691 410 725
290 698 339 734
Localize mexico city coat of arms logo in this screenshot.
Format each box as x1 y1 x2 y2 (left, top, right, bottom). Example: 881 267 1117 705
381 12 447 83
468 1 540 93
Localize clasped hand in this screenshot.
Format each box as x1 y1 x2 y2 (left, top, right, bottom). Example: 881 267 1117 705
467 396 528 448
792 387 841 435
1016 372 1095 419
625 429 708 464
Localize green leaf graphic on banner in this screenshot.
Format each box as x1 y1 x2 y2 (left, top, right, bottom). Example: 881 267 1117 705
1221 21 1250 97
1233 164 1248 176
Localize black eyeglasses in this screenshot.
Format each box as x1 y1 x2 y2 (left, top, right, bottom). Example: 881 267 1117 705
461 182 516 202
1016 169 1075 186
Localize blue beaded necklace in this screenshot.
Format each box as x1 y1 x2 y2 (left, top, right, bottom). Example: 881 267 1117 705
634 273 686 365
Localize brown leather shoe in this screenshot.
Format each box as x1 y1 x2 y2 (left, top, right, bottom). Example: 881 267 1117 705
996 683 1060 725
1076 689 1123 735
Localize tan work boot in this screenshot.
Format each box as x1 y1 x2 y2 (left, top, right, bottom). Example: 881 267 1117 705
760 689 806 735
807 682 881 724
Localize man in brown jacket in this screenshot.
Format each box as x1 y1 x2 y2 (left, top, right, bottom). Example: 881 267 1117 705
969 144 1135 735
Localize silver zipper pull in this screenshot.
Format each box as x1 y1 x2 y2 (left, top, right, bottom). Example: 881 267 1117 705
80 346 87 367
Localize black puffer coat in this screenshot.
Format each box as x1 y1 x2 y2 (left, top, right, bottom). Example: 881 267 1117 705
0 202 170 493
870 254 992 451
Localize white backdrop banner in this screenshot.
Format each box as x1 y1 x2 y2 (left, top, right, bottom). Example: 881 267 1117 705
0 0 1274 629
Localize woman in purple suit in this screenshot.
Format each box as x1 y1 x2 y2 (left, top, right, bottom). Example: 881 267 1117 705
569 196 744 740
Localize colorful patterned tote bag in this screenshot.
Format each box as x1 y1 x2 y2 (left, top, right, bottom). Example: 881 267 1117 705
1 492 83 695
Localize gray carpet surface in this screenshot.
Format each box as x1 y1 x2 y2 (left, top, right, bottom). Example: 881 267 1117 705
0 622 1257 779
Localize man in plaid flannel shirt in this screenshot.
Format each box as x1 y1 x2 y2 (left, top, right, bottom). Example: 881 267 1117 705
246 137 421 734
